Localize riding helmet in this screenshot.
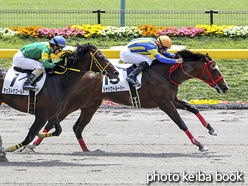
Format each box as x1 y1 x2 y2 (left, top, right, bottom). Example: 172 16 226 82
50 36 66 48
156 36 172 48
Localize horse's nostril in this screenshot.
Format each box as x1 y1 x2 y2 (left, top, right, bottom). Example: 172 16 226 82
115 71 119 76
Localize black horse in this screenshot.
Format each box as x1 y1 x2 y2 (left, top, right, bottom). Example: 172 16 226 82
0 43 119 153
31 50 229 152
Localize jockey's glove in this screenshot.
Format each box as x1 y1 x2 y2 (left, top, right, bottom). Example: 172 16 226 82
176 58 183 64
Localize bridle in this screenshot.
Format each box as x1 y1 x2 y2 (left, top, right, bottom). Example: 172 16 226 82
89 49 111 75
54 49 111 75
169 59 224 87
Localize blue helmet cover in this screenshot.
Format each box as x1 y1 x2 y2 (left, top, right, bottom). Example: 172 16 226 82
50 36 66 48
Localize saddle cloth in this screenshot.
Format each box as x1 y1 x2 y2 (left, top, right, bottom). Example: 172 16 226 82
2 67 46 96
102 64 142 93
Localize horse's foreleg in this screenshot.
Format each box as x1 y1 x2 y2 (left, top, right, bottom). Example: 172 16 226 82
37 117 62 138
158 101 208 152
73 99 102 151
173 97 217 136
2 117 47 152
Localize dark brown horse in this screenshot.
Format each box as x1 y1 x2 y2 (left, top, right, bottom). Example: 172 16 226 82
0 43 119 153
31 50 229 152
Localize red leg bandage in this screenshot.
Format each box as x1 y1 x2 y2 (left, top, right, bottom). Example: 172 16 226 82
185 130 198 145
33 129 47 146
78 138 89 151
196 113 208 127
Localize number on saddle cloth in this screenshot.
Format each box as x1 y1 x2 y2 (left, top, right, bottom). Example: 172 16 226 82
2 67 46 96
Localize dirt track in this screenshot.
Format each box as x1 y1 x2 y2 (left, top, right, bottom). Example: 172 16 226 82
0 105 247 185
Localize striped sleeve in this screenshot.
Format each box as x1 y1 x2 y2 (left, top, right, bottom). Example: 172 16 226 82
41 52 56 68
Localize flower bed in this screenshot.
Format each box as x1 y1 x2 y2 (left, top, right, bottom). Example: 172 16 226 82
101 99 248 109
4 24 247 39
103 99 247 106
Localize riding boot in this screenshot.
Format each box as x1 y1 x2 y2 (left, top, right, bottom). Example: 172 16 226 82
126 61 149 87
23 74 39 91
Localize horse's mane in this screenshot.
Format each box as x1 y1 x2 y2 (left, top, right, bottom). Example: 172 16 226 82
175 49 209 61
59 43 97 65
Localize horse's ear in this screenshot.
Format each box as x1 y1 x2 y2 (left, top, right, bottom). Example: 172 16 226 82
210 60 217 68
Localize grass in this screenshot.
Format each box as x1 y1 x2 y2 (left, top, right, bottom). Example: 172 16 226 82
1 1 247 28
0 1 247 102
0 36 248 102
1 0 248 10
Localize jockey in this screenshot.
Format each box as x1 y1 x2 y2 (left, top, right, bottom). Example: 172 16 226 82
13 36 66 91
120 36 183 87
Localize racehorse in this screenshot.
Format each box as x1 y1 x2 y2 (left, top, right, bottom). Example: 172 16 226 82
31 49 229 152
0 43 119 153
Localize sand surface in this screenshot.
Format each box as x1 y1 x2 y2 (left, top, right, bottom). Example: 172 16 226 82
0 106 247 185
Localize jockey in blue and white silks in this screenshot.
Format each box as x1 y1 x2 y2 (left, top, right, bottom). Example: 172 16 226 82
120 36 183 87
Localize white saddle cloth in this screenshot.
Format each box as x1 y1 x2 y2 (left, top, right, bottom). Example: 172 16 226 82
2 68 46 96
102 64 142 93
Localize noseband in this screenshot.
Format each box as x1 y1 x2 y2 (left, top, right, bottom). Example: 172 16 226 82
89 50 111 75
169 60 224 87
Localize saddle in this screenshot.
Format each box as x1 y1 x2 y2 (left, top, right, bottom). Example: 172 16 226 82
2 67 47 114
13 67 44 85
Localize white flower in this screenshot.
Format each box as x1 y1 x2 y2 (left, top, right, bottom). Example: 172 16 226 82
0 28 17 37
99 26 142 38
222 26 248 37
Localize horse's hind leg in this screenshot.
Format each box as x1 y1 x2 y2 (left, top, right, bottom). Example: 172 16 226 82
173 97 217 136
37 117 62 138
158 100 208 152
73 99 102 151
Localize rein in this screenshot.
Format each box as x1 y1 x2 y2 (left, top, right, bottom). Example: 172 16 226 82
169 60 224 87
53 49 110 75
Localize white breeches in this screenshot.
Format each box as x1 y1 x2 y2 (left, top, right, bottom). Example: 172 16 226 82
13 50 45 70
120 47 153 66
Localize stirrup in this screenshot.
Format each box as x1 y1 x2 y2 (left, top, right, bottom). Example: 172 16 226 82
23 83 38 91
126 77 140 87
23 86 39 91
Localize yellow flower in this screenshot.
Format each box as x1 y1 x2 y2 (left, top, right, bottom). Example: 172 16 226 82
196 24 234 35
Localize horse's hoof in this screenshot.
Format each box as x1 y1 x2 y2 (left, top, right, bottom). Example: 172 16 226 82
197 141 208 152
19 145 36 153
0 146 5 153
28 144 36 150
199 146 208 152
209 129 218 136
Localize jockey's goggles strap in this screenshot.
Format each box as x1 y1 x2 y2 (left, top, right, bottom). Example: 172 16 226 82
157 38 169 52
